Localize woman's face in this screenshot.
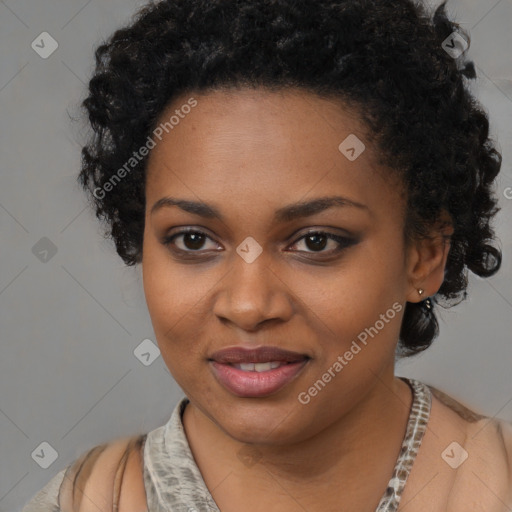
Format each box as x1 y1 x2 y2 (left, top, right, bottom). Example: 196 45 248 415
142 87 419 444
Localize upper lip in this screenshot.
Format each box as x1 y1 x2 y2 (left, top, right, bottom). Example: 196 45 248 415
209 346 309 364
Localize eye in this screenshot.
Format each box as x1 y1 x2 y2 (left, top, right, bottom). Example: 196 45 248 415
288 231 357 255
161 228 219 253
161 228 358 257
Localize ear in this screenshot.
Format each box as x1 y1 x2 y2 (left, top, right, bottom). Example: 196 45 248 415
405 215 453 303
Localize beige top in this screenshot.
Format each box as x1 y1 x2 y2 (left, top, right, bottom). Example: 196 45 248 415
21 377 512 511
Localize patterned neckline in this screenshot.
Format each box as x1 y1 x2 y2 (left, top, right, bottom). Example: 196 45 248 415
375 378 432 510
142 377 432 511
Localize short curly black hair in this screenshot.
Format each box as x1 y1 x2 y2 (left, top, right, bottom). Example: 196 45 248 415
77 0 502 357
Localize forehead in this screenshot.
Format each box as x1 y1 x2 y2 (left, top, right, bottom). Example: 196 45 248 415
144 87 401 218
147 87 368 168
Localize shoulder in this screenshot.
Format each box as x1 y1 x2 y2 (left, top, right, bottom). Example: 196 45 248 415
403 382 512 511
428 383 512 464
23 434 148 512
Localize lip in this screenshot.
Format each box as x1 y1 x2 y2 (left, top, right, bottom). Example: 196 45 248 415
210 359 309 398
209 345 309 364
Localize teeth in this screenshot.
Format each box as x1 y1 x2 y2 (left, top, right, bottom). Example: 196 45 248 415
232 361 285 372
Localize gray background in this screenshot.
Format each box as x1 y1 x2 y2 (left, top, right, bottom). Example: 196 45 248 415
1 0 511 510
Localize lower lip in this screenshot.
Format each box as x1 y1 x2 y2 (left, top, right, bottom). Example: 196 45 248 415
210 360 309 398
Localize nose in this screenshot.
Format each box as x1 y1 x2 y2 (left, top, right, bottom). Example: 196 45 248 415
212 247 294 331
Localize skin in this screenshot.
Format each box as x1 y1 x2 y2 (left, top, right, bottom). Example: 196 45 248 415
141 87 451 511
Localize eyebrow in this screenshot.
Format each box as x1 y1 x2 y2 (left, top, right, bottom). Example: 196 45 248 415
150 195 369 222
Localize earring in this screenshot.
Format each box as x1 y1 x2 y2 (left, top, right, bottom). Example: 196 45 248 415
417 288 432 311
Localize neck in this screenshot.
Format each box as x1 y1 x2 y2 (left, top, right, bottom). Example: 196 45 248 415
182 370 413 499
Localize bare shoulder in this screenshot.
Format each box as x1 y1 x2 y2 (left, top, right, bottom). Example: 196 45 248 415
401 383 512 511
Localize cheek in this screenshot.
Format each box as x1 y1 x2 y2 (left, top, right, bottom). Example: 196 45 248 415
142 245 188 350
301 239 406 357
298 271 401 349
142 265 203 384
311 242 404 311
141 241 217 375
142 238 206 322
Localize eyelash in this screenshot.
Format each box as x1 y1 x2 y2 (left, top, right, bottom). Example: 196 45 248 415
161 227 357 258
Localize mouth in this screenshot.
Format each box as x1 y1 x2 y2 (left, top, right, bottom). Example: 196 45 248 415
227 361 302 372
208 345 310 397
208 345 310 365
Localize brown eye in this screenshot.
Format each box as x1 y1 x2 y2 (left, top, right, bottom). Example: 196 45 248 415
290 231 357 254
180 232 207 250
161 228 358 259
304 233 329 251
162 229 218 252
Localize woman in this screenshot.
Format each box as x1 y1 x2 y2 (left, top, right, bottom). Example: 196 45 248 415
23 0 512 510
